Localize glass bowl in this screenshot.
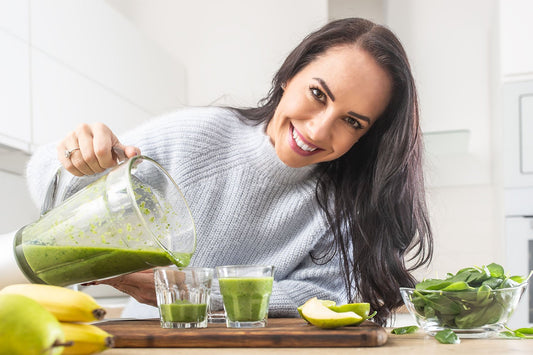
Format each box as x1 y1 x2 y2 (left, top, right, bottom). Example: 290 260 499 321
400 283 528 338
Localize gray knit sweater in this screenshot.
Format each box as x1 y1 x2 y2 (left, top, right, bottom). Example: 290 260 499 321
26 106 348 317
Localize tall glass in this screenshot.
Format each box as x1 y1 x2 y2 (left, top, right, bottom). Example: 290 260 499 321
216 265 274 328
14 156 196 286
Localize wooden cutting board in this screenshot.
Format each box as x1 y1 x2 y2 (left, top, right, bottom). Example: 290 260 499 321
97 318 388 348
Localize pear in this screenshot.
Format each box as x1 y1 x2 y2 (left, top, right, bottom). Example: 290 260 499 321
301 297 362 329
0 293 67 355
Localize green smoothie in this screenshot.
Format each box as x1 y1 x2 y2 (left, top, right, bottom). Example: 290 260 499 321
17 244 191 286
218 277 273 321
160 301 207 323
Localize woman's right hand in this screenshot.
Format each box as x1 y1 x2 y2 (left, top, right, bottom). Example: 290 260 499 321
57 122 141 177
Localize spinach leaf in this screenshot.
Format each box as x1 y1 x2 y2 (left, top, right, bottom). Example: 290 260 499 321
514 327 533 338
441 281 474 292
391 325 419 334
413 291 461 315
410 263 529 331
501 326 533 339
415 279 452 290
435 329 460 344
487 263 504 278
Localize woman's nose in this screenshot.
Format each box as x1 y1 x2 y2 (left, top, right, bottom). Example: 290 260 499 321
305 113 334 142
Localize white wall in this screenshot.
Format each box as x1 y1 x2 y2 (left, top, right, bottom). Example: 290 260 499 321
385 0 501 279
106 0 329 107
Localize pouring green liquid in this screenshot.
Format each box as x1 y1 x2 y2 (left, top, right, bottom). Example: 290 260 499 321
14 164 196 287
16 245 191 286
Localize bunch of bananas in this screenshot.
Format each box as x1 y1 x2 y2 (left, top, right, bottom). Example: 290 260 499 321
0 284 114 355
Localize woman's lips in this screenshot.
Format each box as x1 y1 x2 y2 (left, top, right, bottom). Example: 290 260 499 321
287 124 321 156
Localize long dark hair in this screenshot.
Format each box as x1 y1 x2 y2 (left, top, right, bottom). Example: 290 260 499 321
232 18 433 326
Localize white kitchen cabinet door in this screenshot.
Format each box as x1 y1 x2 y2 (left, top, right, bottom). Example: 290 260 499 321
505 216 533 328
31 49 151 146
0 30 31 150
520 95 533 174
31 0 186 116
500 0 533 78
0 0 29 41
504 80 533 189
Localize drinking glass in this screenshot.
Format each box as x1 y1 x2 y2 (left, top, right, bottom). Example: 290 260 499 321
155 267 213 328
216 265 274 328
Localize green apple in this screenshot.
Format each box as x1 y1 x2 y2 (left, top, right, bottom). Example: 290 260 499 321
0 293 66 355
301 297 362 329
328 302 370 324
297 299 336 321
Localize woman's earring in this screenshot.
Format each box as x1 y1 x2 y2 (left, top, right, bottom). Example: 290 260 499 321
281 82 286 90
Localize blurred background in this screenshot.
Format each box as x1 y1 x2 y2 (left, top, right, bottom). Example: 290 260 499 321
1 0 532 324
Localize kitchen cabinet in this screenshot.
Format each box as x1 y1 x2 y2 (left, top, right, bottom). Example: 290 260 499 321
0 0 185 235
503 80 533 189
505 216 533 328
31 49 150 146
0 0 186 150
0 0 28 40
30 0 186 121
0 0 31 151
500 0 533 78
0 30 31 150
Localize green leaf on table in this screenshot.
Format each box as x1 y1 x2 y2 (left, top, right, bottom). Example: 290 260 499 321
501 326 533 339
515 327 533 335
435 329 460 344
391 325 419 334
514 327 533 339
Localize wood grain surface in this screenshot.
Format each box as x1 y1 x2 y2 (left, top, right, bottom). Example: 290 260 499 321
97 318 388 348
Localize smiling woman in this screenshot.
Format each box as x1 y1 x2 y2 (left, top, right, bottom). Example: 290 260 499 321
266 45 392 167
25 17 432 327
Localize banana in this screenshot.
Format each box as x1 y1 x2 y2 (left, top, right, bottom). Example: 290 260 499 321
0 284 106 322
60 322 114 355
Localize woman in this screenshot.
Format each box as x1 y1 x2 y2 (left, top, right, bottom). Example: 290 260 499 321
26 18 432 326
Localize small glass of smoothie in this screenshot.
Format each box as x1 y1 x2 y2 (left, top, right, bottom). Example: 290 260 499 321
154 267 214 329
216 265 274 328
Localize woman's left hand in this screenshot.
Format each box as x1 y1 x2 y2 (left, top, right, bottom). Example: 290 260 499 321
84 269 157 307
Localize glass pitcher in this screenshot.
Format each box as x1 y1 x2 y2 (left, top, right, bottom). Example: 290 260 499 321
13 155 196 287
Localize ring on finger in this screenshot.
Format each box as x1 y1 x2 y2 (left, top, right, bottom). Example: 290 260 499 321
64 147 81 159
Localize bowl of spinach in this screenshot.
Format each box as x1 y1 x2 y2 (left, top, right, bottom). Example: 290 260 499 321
400 263 530 338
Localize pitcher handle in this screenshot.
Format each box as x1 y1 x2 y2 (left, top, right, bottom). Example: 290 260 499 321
40 147 127 216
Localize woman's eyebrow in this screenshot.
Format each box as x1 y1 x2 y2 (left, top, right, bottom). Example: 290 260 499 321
348 111 371 124
313 77 335 101
313 77 371 124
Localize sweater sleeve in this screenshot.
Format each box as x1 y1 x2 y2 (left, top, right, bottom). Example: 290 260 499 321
26 142 62 209
26 142 105 212
268 245 349 317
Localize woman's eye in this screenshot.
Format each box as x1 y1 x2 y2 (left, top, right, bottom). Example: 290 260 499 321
310 86 326 102
344 116 362 129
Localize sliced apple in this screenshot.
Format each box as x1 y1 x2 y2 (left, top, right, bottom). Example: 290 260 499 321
297 299 336 321
301 297 362 329
328 302 370 324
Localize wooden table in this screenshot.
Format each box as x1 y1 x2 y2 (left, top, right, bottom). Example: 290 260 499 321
97 318 532 354
103 332 531 354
